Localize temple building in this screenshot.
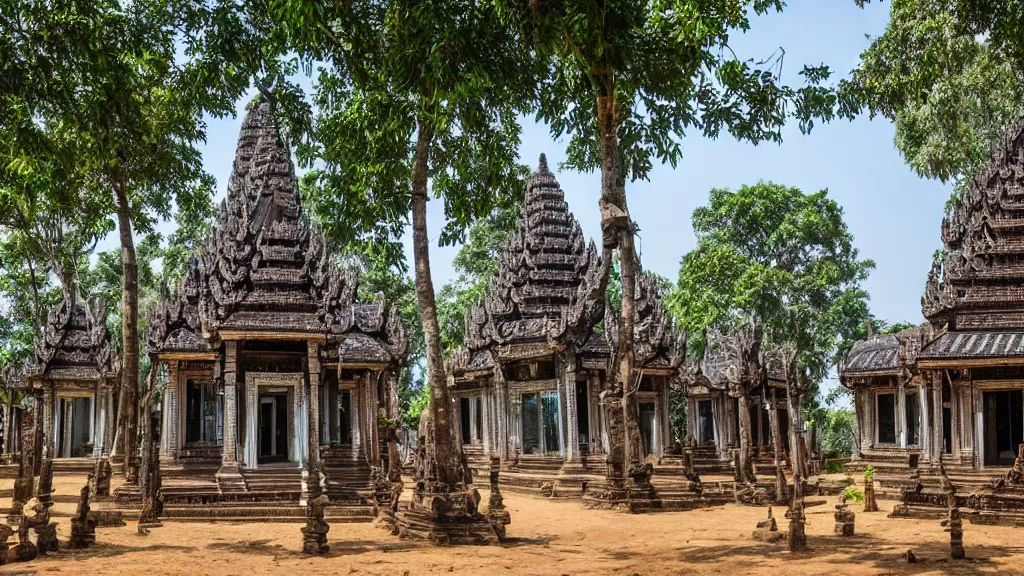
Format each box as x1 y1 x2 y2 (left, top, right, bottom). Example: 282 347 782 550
448 157 685 494
146 96 407 519
842 120 1024 522
25 293 119 469
684 333 789 477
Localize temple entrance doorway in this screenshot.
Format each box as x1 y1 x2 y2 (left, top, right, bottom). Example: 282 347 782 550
696 399 715 445
459 397 472 444
984 389 1023 466
338 390 352 445
575 381 590 451
244 372 305 469
520 392 560 454
55 396 92 458
185 379 221 446
638 402 656 456
258 393 289 463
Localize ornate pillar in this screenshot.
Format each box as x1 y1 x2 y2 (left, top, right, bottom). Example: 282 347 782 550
481 388 492 454
62 398 73 458
102 383 115 457
897 378 906 447
560 351 579 460
42 384 54 461
950 379 960 459
307 342 321 475
661 378 672 457
2 397 11 455
494 366 509 459
161 363 179 460
218 342 241 476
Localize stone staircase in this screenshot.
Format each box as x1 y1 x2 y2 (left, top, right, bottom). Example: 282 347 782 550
500 453 565 495
52 457 96 474
462 444 491 479
323 445 372 504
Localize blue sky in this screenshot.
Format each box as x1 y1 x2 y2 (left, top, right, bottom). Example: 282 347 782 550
103 0 948 348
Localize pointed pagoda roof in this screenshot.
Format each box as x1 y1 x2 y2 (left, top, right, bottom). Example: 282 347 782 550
920 119 1024 362
148 96 407 367
30 291 118 383
598 270 686 373
461 154 603 362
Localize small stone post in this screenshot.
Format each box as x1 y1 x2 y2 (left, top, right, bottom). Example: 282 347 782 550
863 467 878 512
69 481 97 548
833 495 855 536
487 456 511 540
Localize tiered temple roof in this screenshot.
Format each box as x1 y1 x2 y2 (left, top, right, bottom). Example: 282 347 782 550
148 96 406 366
601 271 686 373
452 155 685 377
922 120 1024 341
29 292 118 383
458 155 604 367
840 325 928 382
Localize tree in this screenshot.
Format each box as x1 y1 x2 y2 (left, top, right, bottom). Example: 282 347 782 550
843 0 1024 206
263 0 534 522
1 1 282 478
496 0 840 484
670 182 873 545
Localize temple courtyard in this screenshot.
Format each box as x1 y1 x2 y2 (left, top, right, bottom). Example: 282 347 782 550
0 474 1017 576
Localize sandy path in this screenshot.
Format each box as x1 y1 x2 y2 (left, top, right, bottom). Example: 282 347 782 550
0 474 1021 575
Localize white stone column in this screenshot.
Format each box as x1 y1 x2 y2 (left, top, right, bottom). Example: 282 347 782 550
494 367 509 459
897 378 907 448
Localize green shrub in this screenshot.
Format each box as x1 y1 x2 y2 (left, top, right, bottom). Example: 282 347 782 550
843 486 864 502
864 466 875 482
824 460 845 474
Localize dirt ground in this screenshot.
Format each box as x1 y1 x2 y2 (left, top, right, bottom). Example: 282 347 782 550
1 474 1022 576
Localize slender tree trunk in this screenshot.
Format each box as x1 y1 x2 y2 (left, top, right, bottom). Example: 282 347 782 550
619 230 642 474
113 178 139 480
386 370 401 481
737 388 756 483
410 116 462 487
769 387 787 504
783 353 807 550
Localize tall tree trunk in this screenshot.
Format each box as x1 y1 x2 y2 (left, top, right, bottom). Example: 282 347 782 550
411 117 462 487
386 370 401 481
783 352 807 550
768 387 787 504
619 229 643 474
595 76 644 490
113 178 139 480
737 388 756 483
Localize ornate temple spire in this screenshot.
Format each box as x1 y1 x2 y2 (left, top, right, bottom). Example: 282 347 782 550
32 290 118 381
464 154 603 355
922 118 1024 330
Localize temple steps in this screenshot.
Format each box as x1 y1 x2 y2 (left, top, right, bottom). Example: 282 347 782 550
52 457 96 473
158 502 375 523
243 463 303 494
323 445 373 503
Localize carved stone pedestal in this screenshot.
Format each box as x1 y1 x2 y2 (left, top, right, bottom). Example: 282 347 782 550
301 492 330 555
486 457 511 540
752 506 783 542
69 482 97 548
395 483 504 546
788 501 807 551
834 497 855 537
948 506 965 560
92 456 112 497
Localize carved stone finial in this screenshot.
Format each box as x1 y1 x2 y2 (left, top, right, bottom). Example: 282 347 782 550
538 153 549 173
